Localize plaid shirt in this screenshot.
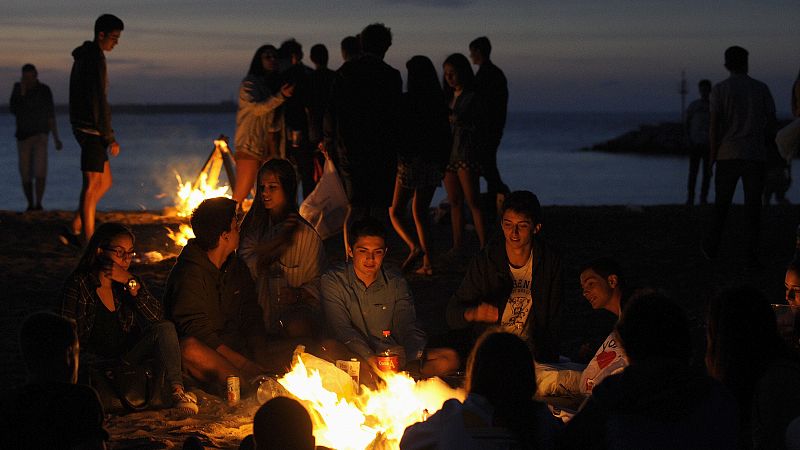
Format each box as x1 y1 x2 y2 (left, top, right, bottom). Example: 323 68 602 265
60 270 163 348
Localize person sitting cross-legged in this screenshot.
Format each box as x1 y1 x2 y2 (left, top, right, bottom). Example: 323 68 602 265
320 216 459 384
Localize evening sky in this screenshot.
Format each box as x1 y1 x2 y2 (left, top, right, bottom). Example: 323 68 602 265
2 0 799 114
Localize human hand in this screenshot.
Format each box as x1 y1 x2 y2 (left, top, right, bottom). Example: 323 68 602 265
109 142 120 157
281 83 295 98
464 302 499 323
54 139 63 151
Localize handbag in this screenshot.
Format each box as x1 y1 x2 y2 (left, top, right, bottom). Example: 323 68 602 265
89 360 167 413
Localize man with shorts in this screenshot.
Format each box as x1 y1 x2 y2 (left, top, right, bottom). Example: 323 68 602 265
63 14 124 245
9 63 63 212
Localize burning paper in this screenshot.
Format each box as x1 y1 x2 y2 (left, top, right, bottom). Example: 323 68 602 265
272 348 465 450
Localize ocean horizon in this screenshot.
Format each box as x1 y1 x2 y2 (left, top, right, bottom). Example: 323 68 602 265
0 110 789 212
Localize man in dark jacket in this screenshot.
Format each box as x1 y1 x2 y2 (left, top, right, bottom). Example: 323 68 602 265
164 197 276 392
447 190 562 363
469 36 511 218
63 14 123 245
558 292 738 450
324 23 402 251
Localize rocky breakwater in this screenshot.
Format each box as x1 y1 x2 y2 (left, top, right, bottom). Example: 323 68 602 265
586 122 686 156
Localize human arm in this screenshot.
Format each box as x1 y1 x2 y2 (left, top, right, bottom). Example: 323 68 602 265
43 85 62 150
708 86 721 168
446 255 498 329
238 78 288 118
9 82 22 115
60 273 94 347
320 269 374 360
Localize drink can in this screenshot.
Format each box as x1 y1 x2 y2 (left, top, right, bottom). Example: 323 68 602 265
376 354 399 372
336 358 360 385
226 375 240 406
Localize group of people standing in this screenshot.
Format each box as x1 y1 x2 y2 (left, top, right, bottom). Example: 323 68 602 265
230 24 512 275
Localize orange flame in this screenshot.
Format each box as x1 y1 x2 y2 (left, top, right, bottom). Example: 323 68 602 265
276 350 464 450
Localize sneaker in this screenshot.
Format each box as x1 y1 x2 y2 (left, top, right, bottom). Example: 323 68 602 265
172 390 199 415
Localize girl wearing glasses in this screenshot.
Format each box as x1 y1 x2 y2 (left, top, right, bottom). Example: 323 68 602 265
239 159 326 339
60 223 198 414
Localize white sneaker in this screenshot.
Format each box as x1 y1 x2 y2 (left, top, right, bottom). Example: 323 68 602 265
172 390 199 415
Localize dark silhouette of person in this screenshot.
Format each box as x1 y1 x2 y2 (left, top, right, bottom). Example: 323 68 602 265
0 312 109 449
9 63 63 211
685 79 712 205
705 286 800 449
308 43 336 175
469 37 511 219
324 24 402 255
340 35 361 64
279 39 316 199
240 397 315 450
64 14 124 245
559 292 739 449
389 55 451 275
703 46 777 267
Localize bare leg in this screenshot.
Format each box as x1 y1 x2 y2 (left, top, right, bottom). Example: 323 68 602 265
232 158 261 204
458 168 486 249
342 204 353 260
34 177 46 209
412 185 436 272
80 162 113 241
21 180 34 210
443 171 464 250
389 177 420 268
180 336 246 386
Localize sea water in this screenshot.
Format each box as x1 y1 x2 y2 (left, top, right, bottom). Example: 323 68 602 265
0 111 777 212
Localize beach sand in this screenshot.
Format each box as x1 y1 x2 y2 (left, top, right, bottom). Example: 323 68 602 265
1 204 796 448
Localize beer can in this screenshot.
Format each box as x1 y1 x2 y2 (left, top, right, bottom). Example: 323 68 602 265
226 375 240 406
376 353 399 372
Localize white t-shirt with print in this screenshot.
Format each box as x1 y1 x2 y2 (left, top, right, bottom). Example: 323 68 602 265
580 330 629 395
501 254 533 339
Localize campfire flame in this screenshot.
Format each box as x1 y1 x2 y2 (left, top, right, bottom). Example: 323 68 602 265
277 352 464 450
167 139 233 247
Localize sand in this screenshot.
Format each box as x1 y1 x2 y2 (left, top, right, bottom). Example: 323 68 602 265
1 204 797 448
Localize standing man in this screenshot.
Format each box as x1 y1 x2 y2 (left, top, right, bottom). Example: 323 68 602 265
63 14 124 246
469 36 511 219
326 23 402 254
685 79 712 205
703 46 777 267
9 64 63 211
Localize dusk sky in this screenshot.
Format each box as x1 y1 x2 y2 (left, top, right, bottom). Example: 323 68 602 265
2 0 799 114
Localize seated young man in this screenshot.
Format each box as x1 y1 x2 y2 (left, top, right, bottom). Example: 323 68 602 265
321 217 459 382
164 197 282 394
537 258 631 397
0 312 108 449
447 190 563 363
559 293 738 449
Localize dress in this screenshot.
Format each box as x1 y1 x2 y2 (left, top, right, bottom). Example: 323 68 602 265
234 74 286 160
446 237 563 363
397 91 450 189
446 90 482 173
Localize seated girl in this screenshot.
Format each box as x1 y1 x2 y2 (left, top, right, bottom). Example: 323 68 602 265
60 223 197 414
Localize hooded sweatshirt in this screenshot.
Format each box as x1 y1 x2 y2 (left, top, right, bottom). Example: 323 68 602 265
164 239 265 352
69 40 114 144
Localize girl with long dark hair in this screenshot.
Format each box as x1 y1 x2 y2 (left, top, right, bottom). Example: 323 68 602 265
232 45 295 206
60 223 197 414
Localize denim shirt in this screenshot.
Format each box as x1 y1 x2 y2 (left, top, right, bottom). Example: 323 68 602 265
321 261 426 361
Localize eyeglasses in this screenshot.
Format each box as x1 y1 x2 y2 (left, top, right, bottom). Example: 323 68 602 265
103 246 136 259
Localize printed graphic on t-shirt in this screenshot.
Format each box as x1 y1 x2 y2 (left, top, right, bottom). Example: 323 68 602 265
580 330 629 394
501 256 533 338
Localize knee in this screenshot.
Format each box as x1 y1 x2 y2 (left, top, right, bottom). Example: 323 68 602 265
179 336 205 360
149 320 178 338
